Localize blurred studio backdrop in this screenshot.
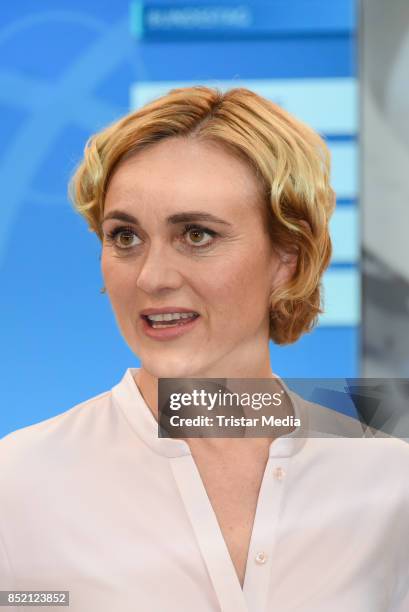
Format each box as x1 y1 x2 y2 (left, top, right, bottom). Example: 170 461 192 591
1 0 407 436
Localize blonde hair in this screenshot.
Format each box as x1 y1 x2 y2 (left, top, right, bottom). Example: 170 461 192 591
69 86 335 345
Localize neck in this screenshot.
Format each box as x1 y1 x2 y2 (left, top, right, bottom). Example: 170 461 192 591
134 352 294 459
134 352 275 423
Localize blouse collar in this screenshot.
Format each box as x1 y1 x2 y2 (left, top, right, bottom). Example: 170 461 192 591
112 368 308 459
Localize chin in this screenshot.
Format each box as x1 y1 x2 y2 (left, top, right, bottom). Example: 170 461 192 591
139 352 206 380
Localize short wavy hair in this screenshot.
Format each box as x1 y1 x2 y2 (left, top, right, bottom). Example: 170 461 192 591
69 86 335 345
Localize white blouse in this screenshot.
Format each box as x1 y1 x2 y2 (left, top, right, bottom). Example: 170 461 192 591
0 367 408 611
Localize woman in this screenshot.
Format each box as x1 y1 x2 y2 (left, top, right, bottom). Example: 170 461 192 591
0 87 408 611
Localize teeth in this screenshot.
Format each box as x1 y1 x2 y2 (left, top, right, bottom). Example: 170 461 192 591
146 312 197 322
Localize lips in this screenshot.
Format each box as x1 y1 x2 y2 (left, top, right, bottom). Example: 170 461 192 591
139 307 201 341
141 311 201 341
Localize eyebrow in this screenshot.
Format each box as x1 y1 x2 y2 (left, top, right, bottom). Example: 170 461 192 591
101 210 233 227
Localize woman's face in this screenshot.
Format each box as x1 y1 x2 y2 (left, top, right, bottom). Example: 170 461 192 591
101 137 295 379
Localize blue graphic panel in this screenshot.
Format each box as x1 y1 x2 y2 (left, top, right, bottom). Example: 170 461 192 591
132 1 355 39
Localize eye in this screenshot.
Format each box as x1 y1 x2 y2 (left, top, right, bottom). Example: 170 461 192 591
104 226 141 250
183 224 217 248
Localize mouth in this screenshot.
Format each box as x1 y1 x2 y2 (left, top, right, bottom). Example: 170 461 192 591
142 312 200 329
139 311 201 341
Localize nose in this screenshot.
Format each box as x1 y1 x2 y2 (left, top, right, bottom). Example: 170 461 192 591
135 242 184 294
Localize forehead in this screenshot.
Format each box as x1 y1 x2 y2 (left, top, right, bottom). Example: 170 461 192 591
104 138 264 217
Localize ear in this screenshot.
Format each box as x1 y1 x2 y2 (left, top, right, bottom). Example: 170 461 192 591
269 220 311 292
270 247 298 292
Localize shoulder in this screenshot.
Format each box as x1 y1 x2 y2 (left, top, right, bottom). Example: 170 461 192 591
291 391 409 476
0 389 113 479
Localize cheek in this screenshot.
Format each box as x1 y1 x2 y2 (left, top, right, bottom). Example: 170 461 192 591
101 255 135 312
102 251 134 286
201 252 270 315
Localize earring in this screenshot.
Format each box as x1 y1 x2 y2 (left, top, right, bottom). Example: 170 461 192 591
100 286 106 294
